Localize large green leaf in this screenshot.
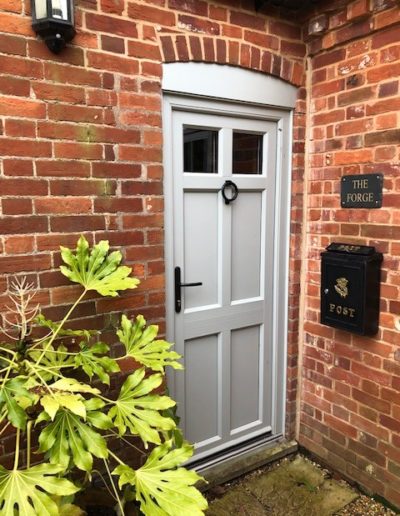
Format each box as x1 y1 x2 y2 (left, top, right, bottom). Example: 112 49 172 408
41 392 86 420
0 377 33 429
113 442 208 516
117 315 182 373
49 378 100 395
28 344 75 381
39 378 100 420
0 463 79 516
74 342 120 385
108 368 176 446
39 404 110 472
60 235 139 297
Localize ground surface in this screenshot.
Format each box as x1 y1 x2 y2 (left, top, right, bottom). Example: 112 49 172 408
206 455 398 515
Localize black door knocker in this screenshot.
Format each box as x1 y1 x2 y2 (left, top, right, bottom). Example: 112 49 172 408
221 180 239 205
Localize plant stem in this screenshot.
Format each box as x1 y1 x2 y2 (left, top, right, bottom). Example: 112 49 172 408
25 361 53 395
13 428 20 470
0 421 10 438
34 289 87 366
107 449 126 466
103 459 125 516
0 347 17 356
97 393 115 405
2 355 17 385
105 431 146 456
27 420 32 468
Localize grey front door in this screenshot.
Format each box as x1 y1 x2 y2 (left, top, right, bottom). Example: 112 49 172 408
165 95 289 463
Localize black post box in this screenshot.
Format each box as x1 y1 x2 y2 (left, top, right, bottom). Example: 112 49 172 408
320 243 383 335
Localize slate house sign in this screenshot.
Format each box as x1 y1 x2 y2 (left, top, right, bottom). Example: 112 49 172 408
341 174 383 208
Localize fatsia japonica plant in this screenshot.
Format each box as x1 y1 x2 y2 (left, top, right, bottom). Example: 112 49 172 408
0 236 208 516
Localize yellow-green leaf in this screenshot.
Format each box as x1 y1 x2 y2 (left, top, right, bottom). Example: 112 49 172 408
117 315 182 373
113 442 208 516
0 463 79 516
108 368 176 446
41 393 86 420
60 235 139 297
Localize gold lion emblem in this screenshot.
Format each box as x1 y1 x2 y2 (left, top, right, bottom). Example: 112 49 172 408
334 277 349 299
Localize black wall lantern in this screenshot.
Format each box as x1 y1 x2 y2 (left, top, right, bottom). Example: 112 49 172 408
31 0 76 54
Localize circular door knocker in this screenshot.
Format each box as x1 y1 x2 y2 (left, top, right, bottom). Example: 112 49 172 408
221 180 239 205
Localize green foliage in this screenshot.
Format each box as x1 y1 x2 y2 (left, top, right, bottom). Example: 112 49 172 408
108 368 176 446
0 236 207 516
118 315 183 373
74 342 120 385
39 408 110 472
0 464 79 516
60 235 139 297
0 378 34 430
114 442 208 516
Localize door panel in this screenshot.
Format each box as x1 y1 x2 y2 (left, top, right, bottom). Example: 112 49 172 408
230 325 261 432
231 192 263 302
169 106 280 462
184 334 219 444
183 191 219 310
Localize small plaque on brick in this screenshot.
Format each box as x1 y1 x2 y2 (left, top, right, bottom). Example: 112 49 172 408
341 173 383 209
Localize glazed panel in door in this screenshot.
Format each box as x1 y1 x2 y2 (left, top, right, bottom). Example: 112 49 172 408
171 110 278 461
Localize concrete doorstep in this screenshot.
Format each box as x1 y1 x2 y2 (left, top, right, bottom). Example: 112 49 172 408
206 455 358 516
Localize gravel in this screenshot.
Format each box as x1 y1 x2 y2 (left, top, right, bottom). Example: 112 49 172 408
336 494 398 515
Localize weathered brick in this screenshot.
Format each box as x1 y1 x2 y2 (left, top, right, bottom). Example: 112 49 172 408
44 62 101 87
372 25 400 49
5 119 35 138
2 198 32 215
100 0 124 15
0 253 51 273
338 86 375 106
88 51 139 74
365 129 400 146
0 75 29 96
4 235 34 254
0 216 47 235
0 97 46 118
32 82 86 104
86 13 138 38
0 139 52 157
128 4 175 26
230 10 265 31
178 14 220 35
313 48 346 69
50 215 106 232
3 159 33 176
54 142 103 160
35 197 92 214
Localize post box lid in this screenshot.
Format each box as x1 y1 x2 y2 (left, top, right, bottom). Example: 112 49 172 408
325 243 376 255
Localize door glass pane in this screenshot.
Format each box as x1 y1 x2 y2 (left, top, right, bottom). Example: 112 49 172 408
184 127 218 173
232 132 263 175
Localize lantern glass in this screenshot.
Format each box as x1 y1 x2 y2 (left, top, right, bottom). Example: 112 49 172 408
52 0 69 21
34 0 48 19
33 0 71 21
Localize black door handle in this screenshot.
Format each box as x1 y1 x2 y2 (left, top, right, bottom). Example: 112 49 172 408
175 266 202 313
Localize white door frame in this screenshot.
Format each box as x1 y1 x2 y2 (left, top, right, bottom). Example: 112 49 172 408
162 63 296 457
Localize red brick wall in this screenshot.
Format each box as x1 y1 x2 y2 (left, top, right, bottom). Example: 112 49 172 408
0 0 305 462
299 0 400 507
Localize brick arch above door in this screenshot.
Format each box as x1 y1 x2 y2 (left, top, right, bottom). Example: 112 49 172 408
158 34 305 88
